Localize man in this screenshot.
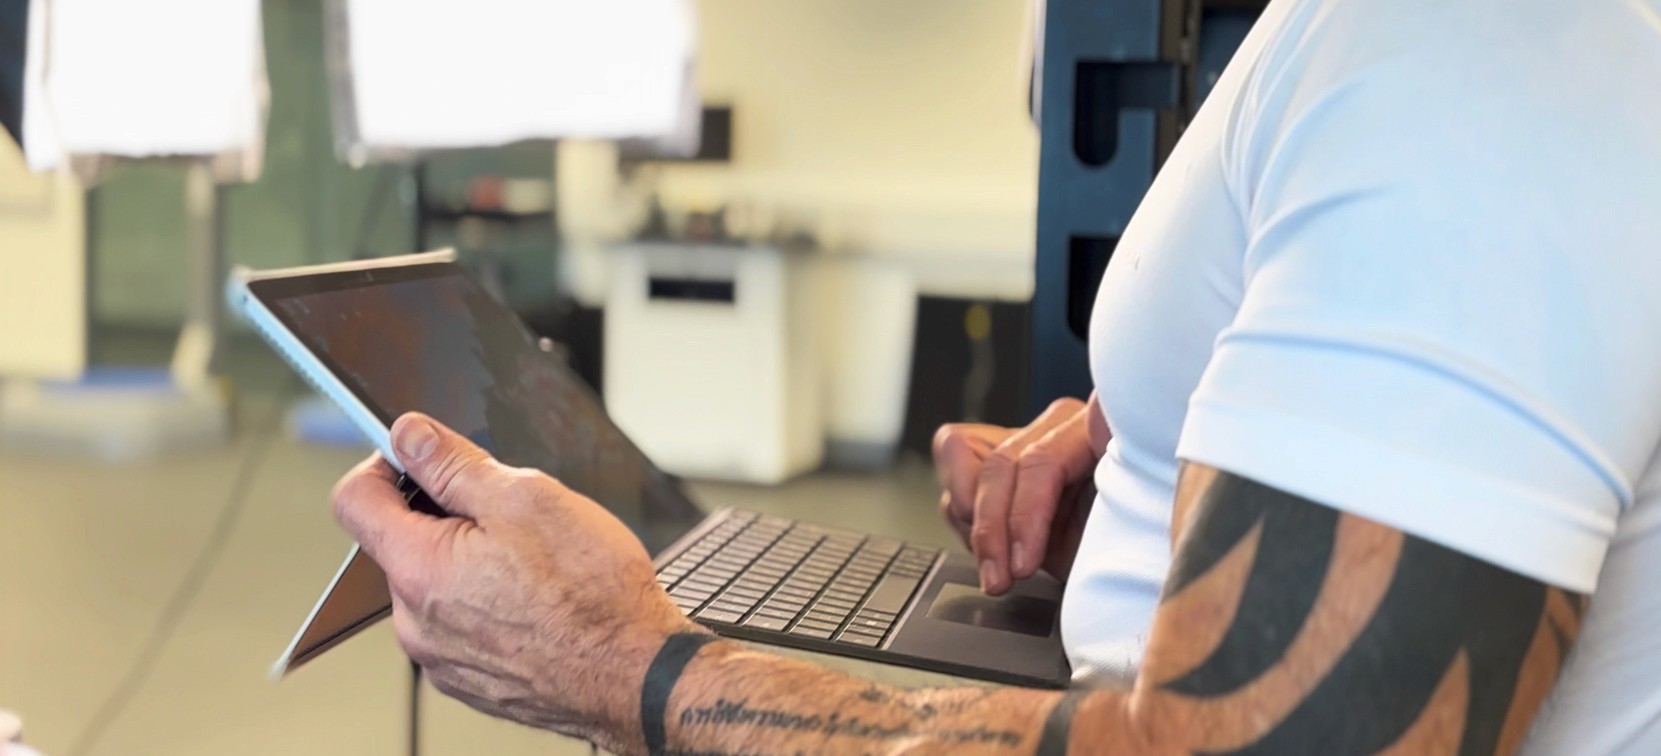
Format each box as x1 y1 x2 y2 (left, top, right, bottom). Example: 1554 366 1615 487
330 0 1661 752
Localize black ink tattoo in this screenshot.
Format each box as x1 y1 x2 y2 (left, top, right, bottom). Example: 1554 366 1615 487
642 632 721 755
1220 535 1547 756
1036 690 1089 756
678 698 1024 747
856 685 941 720
1158 471 1579 756
1162 475 1339 697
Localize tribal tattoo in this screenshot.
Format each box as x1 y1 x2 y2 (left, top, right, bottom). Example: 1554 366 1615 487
1114 468 1586 755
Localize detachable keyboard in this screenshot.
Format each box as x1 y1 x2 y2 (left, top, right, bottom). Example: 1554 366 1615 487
655 509 942 648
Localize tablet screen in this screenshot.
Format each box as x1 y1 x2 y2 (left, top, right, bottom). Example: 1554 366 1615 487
248 262 703 552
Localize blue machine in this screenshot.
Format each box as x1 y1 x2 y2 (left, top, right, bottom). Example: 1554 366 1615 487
1028 0 1265 412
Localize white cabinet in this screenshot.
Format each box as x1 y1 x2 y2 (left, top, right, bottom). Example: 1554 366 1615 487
604 242 823 483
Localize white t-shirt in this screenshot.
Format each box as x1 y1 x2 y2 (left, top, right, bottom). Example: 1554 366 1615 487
1059 0 1661 751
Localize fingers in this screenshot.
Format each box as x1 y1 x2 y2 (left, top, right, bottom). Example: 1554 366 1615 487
1086 392 1111 456
933 423 1007 541
971 398 1082 594
391 413 502 520
332 453 442 579
1007 413 1097 579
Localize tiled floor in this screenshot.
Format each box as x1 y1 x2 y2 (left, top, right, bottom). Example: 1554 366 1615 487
1 345 973 755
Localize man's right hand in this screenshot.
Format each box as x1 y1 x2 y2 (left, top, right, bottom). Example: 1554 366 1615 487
931 394 1110 595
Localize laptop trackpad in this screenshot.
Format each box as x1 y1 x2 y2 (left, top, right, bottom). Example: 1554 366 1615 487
924 582 1057 637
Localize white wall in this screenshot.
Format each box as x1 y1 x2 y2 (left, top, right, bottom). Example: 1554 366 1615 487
0 138 86 379
561 0 1039 303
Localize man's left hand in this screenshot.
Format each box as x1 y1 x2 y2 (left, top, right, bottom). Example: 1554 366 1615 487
329 413 695 745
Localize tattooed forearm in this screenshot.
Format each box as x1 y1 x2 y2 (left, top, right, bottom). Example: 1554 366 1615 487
630 463 1584 756
678 697 1024 747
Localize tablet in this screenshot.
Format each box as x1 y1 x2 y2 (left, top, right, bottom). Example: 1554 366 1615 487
228 251 704 676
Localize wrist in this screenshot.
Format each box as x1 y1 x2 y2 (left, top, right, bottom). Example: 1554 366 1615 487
636 630 723 754
578 621 724 753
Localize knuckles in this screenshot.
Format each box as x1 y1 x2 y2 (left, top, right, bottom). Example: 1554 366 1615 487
969 517 1003 550
1015 444 1061 476
501 466 560 499
1041 397 1086 422
978 447 1020 482
427 449 493 501
931 424 976 467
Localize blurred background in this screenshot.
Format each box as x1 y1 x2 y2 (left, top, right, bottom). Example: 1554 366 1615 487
0 0 1261 753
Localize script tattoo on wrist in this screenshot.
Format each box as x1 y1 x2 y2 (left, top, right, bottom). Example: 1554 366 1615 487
678 697 1025 748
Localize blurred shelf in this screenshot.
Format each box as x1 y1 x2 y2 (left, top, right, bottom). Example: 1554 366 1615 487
418 207 553 224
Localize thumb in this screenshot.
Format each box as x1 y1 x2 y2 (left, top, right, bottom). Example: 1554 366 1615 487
392 412 498 519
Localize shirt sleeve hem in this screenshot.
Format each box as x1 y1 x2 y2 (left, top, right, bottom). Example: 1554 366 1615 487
1177 397 1613 593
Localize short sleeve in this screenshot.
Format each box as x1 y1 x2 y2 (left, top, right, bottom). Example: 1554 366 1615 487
1176 16 1661 593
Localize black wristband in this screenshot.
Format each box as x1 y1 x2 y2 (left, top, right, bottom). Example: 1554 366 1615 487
640 632 719 755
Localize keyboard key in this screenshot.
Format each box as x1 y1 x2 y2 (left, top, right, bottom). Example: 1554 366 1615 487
861 573 924 614
710 599 754 614
860 608 897 621
790 625 834 640
672 593 716 608
837 632 882 648
755 606 798 621
697 608 744 624
796 618 841 632
846 616 892 634
744 615 790 632
866 538 902 553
